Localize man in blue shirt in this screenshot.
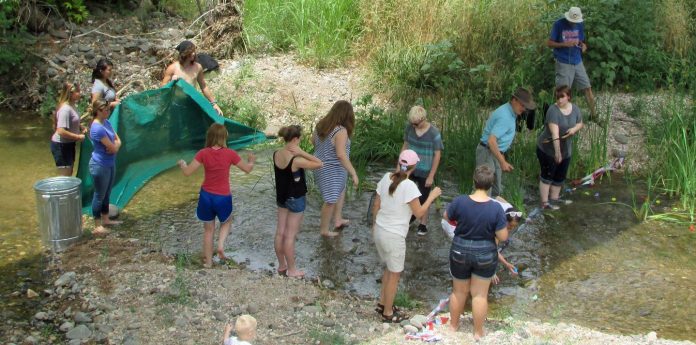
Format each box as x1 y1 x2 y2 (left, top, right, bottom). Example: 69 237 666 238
476 88 535 198
547 6 596 121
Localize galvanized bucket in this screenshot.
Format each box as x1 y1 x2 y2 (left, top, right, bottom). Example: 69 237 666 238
34 177 83 252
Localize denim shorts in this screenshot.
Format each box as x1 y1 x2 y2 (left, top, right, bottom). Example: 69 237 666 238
50 141 76 168
277 196 306 213
449 237 498 280
197 189 233 222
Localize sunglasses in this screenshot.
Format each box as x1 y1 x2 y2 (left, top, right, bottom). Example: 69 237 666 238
506 211 523 218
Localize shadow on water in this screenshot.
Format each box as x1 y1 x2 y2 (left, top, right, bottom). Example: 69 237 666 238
2 115 694 341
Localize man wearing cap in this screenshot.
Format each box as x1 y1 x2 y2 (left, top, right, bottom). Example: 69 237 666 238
476 88 536 198
162 40 223 115
547 6 596 121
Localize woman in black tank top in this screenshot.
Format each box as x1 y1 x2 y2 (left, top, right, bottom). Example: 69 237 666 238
273 125 323 278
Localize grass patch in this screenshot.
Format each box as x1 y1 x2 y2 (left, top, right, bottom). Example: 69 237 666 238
308 328 349 345
243 0 363 67
157 253 193 305
393 291 419 309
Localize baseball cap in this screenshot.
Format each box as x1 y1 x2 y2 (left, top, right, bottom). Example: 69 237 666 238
399 149 420 166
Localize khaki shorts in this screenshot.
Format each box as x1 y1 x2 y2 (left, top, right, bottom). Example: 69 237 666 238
555 61 591 90
374 228 406 273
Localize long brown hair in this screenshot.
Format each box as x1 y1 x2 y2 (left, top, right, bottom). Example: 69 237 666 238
315 100 355 140
54 82 79 130
389 163 415 196
205 123 228 148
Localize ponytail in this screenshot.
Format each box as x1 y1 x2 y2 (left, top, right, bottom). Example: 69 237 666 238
388 163 411 196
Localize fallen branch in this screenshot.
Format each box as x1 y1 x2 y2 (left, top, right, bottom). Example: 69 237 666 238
72 20 114 39
28 52 66 73
273 330 302 338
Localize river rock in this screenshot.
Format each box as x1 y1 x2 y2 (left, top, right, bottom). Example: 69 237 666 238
68 339 81 345
322 279 335 289
614 133 629 145
26 289 38 298
175 317 188 327
403 325 418 334
123 333 139 345
409 314 428 329
59 321 74 332
46 68 58 78
34 312 51 321
320 319 335 327
78 45 92 53
55 272 76 288
73 311 92 323
246 305 259 314
185 29 195 38
23 335 38 345
50 29 69 39
212 311 225 321
647 331 657 341
66 324 91 340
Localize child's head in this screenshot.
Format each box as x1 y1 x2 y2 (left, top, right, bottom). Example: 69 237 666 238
235 314 257 341
473 164 495 191
205 123 228 148
278 125 302 143
408 105 427 124
504 207 522 231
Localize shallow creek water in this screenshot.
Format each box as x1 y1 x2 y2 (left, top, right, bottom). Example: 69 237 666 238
1 114 694 340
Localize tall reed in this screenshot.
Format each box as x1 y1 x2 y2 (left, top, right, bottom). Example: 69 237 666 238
243 0 362 67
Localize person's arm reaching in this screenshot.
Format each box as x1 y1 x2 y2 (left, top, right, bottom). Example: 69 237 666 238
487 135 513 172
177 158 201 176
409 187 442 218
197 70 223 115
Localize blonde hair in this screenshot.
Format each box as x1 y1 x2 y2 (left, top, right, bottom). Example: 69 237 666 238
235 314 257 340
407 105 427 123
54 81 79 130
90 99 109 118
205 123 228 148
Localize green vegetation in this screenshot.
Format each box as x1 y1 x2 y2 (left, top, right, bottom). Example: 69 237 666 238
242 0 362 67
393 291 419 309
157 253 193 305
308 327 349 345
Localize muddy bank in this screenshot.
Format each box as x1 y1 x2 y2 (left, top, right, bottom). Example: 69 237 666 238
2 237 692 345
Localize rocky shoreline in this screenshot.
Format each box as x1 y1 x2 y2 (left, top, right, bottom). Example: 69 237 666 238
3 237 694 345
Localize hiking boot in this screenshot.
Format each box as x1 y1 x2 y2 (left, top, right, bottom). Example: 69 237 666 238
417 224 428 236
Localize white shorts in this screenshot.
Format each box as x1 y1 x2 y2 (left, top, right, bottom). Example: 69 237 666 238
374 228 406 273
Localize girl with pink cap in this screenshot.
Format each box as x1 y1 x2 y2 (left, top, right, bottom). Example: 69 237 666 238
370 149 442 322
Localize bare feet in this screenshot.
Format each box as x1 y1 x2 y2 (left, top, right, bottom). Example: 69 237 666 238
216 248 228 261
92 226 110 236
320 231 340 237
334 219 350 230
287 269 305 278
202 263 212 269
473 331 485 341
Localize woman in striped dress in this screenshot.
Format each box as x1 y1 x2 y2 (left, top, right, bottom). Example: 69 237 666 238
313 100 359 237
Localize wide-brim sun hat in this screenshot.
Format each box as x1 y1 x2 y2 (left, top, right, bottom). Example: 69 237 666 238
399 149 420 166
512 87 537 110
565 7 583 23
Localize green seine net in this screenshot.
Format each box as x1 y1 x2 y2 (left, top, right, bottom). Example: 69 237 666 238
76 80 267 213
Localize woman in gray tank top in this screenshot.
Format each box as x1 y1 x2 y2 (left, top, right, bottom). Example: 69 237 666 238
91 58 119 109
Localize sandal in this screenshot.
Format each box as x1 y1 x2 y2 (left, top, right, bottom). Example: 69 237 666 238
375 303 400 315
381 310 408 323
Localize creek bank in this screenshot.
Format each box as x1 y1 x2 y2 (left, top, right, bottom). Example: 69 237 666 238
2 236 693 345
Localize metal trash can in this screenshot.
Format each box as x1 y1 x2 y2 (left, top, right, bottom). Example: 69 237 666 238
34 177 83 252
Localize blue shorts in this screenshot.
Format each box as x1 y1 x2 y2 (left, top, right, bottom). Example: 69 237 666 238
449 237 498 280
50 141 76 168
277 196 306 213
196 189 233 222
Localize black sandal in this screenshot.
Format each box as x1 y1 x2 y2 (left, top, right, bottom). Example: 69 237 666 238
381 310 408 323
375 303 400 315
